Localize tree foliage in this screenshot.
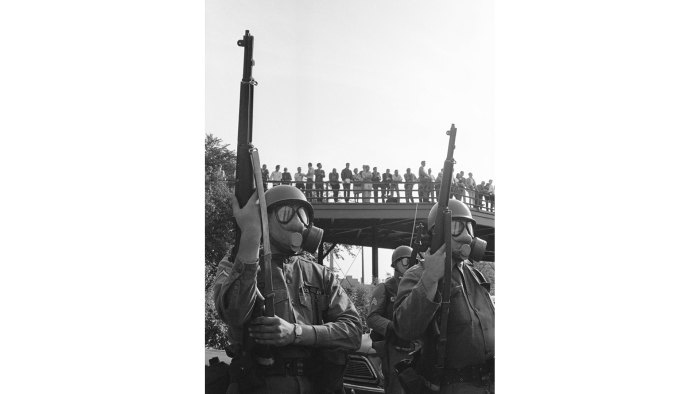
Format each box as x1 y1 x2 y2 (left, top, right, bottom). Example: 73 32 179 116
473 261 495 295
205 135 237 349
205 133 237 180
342 282 375 334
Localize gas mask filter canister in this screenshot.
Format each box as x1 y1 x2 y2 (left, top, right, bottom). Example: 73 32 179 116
285 226 324 254
301 226 324 253
451 233 488 262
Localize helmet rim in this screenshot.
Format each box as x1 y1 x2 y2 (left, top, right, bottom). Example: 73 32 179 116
264 185 314 221
427 199 475 232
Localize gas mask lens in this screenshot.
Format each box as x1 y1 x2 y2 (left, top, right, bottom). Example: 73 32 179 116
274 205 310 226
451 219 474 237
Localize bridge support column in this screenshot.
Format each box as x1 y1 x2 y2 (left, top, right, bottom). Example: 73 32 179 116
372 226 378 283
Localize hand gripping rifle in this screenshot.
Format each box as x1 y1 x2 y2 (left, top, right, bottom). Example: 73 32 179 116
431 124 458 372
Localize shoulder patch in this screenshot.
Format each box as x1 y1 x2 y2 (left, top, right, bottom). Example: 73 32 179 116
371 297 377 306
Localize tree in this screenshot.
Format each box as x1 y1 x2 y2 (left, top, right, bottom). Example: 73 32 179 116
205 135 237 349
205 133 236 180
341 282 375 334
473 261 495 295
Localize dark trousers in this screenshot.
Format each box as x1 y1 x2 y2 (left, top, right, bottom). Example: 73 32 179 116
315 182 325 202
420 180 432 202
485 193 494 212
390 183 399 198
372 183 385 203
404 184 414 202
342 183 351 202
295 182 305 192
382 181 392 198
306 181 314 200
331 184 340 202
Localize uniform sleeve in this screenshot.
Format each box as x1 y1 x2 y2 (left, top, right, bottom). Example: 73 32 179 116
366 283 391 336
393 265 441 341
211 253 260 331
314 272 363 351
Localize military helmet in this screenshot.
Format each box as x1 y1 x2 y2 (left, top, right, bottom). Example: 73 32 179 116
391 245 413 267
265 185 314 220
427 199 476 232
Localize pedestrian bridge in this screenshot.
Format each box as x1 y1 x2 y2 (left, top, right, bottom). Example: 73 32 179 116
310 201 495 279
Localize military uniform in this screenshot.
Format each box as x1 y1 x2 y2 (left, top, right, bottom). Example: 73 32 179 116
393 260 494 394
212 253 363 394
367 274 415 394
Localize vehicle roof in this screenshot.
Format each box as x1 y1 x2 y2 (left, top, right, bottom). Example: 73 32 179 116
205 348 230 366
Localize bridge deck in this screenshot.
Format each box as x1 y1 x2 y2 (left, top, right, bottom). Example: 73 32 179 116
311 202 495 262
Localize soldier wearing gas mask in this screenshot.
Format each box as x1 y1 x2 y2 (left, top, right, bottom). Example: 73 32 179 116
212 185 363 394
367 245 418 394
393 199 494 394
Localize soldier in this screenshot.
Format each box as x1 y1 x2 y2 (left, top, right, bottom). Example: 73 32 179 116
212 185 363 394
393 199 494 394
367 246 417 394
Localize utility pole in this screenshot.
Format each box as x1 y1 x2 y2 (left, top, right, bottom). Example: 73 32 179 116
361 247 365 285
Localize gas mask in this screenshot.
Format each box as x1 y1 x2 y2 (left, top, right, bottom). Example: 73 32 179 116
269 204 324 255
431 219 488 262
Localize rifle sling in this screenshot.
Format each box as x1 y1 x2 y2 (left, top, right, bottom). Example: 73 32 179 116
251 148 275 317
436 210 452 370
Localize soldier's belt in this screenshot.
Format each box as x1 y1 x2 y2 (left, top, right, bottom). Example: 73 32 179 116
257 357 310 377
441 358 494 387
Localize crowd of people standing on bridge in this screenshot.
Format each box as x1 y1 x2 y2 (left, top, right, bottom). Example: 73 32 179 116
249 161 495 212
206 161 495 212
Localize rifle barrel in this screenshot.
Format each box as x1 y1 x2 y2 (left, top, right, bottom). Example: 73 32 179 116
431 124 458 252
233 31 256 259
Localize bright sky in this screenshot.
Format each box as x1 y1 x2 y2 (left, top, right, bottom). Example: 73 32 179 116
206 0 494 283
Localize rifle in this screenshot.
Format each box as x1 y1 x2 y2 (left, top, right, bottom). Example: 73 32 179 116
397 126 458 393
230 30 275 319
431 124 458 371
226 31 276 373
407 223 425 268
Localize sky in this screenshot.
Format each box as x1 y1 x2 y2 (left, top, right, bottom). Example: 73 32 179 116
206 0 494 282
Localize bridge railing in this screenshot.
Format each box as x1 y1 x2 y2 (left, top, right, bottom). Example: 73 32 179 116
254 180 495 213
